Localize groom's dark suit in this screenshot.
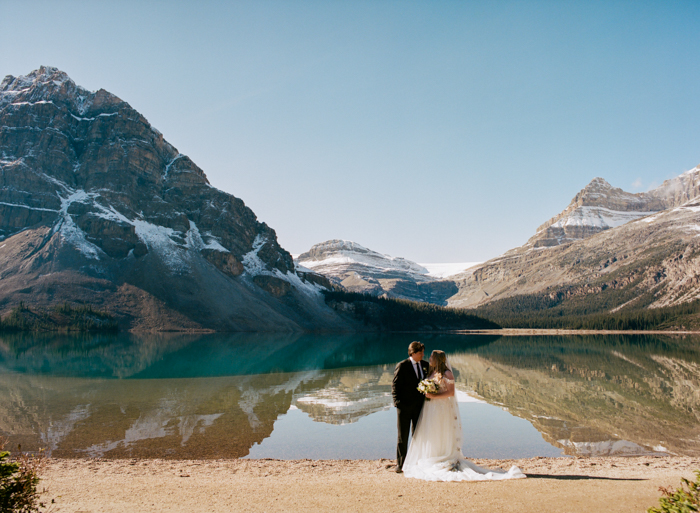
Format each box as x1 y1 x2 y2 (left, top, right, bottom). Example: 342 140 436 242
392 357 429 470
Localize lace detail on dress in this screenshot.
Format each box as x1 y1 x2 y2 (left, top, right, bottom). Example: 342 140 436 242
429 372 454 392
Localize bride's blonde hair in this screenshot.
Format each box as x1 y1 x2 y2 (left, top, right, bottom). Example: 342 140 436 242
429 350 448 379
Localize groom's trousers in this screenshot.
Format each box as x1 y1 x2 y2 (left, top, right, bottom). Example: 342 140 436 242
396 406 421 469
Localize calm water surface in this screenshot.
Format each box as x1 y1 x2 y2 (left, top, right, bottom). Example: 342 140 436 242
1 332 698 459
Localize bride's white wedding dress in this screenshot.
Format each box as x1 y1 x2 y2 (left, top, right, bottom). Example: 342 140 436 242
402 372 526 482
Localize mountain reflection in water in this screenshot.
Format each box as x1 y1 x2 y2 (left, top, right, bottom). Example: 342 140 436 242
1 332 698 459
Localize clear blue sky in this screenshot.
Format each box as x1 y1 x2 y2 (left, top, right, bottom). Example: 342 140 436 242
2 0 700 262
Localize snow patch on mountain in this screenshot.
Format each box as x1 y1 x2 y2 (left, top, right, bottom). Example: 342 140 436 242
185 222 228 253
163 154 185 180
0 201 58 213
242 235 269 275
544 206 653 232
70 112 117 122
133 219 188 271
56 189 103 260
301 255 427 275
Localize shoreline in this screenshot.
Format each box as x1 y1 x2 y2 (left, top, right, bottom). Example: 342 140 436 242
40 455 700 512
5 327 698 335
452 328 700 335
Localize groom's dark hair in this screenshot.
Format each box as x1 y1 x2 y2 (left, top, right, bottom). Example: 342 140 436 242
408 341 425 356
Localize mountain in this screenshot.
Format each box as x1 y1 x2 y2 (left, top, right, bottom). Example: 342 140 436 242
0 66 351 331
526 171 700 249
448 167 700 320
296 240 460 304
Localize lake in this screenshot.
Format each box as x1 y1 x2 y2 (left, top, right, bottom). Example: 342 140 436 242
1 332 699 459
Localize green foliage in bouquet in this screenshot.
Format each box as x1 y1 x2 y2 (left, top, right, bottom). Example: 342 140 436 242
648 470 700 513
0 439 46 513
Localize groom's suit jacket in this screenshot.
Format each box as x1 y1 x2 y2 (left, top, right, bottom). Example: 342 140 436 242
392 358 430 413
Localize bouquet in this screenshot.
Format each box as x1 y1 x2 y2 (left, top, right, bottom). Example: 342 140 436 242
417 377 439 400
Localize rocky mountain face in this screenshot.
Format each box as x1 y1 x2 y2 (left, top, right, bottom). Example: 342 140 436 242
526 171 700 249
296 240 458 304
449 166 700 313
0 66 348 331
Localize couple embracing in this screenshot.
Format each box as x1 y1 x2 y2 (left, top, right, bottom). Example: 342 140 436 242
392 341 525 482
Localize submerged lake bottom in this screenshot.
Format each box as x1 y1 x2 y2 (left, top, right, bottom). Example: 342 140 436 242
1 332 698 460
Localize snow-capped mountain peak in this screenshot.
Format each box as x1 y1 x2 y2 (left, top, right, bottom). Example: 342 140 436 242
0 67 342 331
298 240 429 276
296 240 461 305
526 166 700 248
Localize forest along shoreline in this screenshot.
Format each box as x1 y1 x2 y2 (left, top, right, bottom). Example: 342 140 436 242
3 291 700 334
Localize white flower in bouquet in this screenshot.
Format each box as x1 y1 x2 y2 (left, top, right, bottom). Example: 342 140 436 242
417 377 439 399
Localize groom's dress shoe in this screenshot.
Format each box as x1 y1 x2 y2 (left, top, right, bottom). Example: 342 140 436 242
395 467 403 473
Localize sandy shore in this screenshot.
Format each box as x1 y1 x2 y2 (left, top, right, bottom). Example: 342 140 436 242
40 456 699 513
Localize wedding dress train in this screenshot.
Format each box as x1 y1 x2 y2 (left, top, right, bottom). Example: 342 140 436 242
402 379 526 482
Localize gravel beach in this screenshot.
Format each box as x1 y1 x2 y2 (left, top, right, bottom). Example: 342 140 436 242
40 456 700 512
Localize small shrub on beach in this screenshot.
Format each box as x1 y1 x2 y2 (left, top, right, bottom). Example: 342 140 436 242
0 438 46 513
648 470 700 513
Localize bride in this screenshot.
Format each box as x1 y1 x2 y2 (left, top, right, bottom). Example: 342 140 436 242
402 350 526 482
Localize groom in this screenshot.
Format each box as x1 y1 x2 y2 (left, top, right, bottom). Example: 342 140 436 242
391 341 429 473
